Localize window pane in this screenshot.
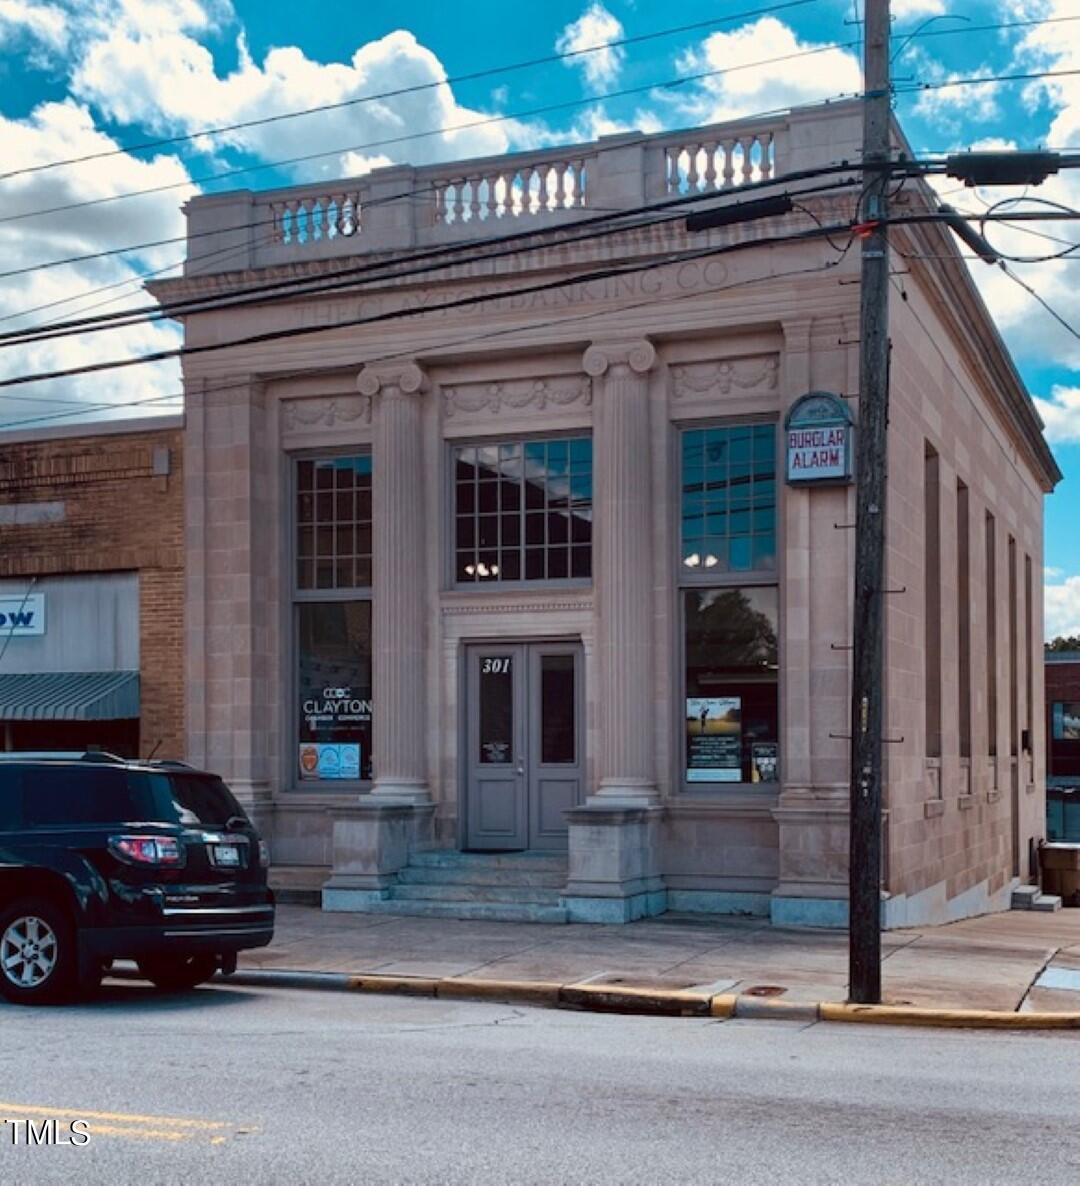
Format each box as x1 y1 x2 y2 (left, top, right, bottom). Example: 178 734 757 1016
22 768 154 826
541 655 576 763
297 601 372 782
682 426 775 577
479 657 513 764
684 587 779 785
453 437 591 584
296 454 371 591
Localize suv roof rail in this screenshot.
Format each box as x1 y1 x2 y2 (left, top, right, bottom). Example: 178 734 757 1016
0 750 127 763
146 759 198 770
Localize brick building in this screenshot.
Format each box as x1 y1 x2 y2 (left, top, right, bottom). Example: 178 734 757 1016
0 416 184 759
155 101 1059 926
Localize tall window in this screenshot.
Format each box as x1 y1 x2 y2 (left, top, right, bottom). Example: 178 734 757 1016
986 512 997 757
1025 553 1034 753
453 437 592 584
294 455 373 785
924 444 941 758
680 422 779 787
1009 535 1019 758
957 481 971 759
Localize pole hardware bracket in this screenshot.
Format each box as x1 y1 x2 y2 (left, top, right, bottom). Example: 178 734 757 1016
834 522 857 530
831 643 854 651
880 586 907 594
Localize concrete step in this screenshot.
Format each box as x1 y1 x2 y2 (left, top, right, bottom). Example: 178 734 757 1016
1032 893 1063 912
362 897 569 925
270 865 329 906
1011 885 1041 910
397 865 567 889
392 883 564 906
408 849 568 873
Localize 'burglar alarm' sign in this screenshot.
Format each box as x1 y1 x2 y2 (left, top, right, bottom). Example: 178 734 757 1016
784 392 853 485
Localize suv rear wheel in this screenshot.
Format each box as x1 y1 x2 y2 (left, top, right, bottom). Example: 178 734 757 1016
137 953 219 992
0 898 77 1005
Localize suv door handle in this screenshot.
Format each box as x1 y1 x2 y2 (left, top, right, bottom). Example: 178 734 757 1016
515 758 525 776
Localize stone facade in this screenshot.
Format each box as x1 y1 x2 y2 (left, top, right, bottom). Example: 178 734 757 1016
0 417 185 759
154 102 1059 926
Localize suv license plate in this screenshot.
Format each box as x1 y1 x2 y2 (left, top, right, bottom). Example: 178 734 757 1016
211 843 241 867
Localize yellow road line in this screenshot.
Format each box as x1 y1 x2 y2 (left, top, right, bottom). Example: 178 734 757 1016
0 1102 231 1130
79 1123 194 1143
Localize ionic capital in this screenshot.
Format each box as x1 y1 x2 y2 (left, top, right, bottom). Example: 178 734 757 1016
356 360 428 398
582 339 657 379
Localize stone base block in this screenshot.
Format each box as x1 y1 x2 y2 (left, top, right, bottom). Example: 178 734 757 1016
770 895 849 929
563 890 667 924
322 887 391 912
562 804 665 924
323 802 433 899
666 890 771 918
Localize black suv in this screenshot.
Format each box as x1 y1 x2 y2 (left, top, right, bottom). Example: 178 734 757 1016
0 753 275 1005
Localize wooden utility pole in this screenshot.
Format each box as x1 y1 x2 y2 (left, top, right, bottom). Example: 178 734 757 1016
849 0 892 1005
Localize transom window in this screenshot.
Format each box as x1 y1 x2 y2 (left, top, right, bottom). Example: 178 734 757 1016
681 424 776 575
296 456 372 591
454 437 593 584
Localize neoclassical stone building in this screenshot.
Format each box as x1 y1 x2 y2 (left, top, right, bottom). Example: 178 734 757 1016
155 100 1059 926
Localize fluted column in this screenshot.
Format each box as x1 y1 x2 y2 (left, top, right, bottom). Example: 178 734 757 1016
357 361 431 803
584 338 659 804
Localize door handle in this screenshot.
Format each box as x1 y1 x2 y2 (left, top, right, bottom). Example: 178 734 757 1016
516 758 525 776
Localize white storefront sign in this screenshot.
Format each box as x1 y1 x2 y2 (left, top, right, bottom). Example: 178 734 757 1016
0 593 45 637
785 392 854 485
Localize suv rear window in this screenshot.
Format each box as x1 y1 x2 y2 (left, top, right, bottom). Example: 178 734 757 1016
22 766 158 827
145 773 249 828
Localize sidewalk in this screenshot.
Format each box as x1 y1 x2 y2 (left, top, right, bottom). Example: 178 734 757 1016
240 904 1080 1016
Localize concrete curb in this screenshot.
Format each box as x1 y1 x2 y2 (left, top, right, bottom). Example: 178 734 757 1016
197 968 1080 1029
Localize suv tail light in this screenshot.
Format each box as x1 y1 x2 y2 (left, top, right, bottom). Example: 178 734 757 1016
258 840 270 868
108 835 185 867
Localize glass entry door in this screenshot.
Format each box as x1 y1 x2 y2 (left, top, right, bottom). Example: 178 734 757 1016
464 643 583 851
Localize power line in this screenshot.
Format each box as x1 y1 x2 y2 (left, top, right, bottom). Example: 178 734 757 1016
9 185 1073 351
2 167 868 347
0 0 824 184
0 52 869 228
0 215 859 392
999 263 1080 342
0 249 851 430
5 9 1070 283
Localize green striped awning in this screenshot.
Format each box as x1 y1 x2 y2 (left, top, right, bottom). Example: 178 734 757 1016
0 671 140 721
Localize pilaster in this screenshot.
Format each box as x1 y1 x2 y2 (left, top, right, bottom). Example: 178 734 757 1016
583 338 659 805
358 360 432 804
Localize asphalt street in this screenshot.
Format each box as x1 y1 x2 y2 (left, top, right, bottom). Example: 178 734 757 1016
3 980 1080 1185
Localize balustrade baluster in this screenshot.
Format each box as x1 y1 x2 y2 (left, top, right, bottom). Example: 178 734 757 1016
485 174 499 220
469 176 482 221
519 166 534 215
666 148 679 194
687 144 701 192
740 137 754 184
452 179 465 223
554 162 567 210
721 140 736 189
759 132 773 181
703 142 718 192
538 164 551 213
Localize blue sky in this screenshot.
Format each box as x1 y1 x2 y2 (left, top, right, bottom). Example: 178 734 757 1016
0 0 1077 634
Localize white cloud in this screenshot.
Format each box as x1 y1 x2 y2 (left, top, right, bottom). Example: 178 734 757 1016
1035 387 1080 444
555 3 625 92
0 1 68 51
671 18 862 124
1046 575 1080 641
71 24 521 179
0 101 191 429
1047 566 1064 578
892 0 946 17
